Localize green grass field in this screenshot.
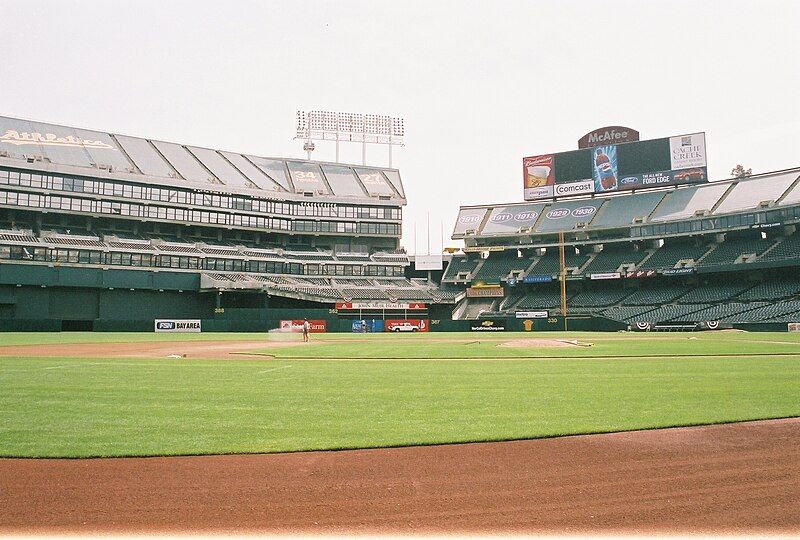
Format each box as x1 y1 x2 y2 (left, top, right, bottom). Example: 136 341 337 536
1 331 800 458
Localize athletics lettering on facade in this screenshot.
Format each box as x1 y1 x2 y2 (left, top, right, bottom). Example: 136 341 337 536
0 130 116 150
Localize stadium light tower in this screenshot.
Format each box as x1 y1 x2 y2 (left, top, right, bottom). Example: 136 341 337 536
295 110 404 166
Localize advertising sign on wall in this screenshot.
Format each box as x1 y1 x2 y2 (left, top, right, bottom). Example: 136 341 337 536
661 268 695 276
154 319 201 333
385 319 429 332
470 320 506 331
465 286 505 298
523 274 553 283
516 311 548 318
280 319 327 333
589 272 622 280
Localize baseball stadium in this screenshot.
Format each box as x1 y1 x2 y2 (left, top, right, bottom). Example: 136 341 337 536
1 116 799 535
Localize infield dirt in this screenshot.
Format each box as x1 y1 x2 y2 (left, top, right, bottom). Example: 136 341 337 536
1 418 798 535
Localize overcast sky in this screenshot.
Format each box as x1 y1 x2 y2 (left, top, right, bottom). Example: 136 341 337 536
2 0 798 253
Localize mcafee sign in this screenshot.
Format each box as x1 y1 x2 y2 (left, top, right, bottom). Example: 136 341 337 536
579 126 639 149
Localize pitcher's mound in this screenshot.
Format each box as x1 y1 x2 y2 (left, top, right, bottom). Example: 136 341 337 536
500 338 592 348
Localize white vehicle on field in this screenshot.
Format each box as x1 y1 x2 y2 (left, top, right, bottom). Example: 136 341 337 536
391 321 420 332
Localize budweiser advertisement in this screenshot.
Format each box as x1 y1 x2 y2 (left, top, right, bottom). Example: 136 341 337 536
522 154 555 200
279 319 327 333
384 319 429 332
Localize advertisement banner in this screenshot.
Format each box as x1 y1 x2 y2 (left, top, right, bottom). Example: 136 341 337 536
590 272 622 280
516 310 548 318
553 180 595 198
698 321 732 331
524 185 554 200
632 322 653 331
352 319 384 333
523 154 555 189
470 320 506 331
523 274 553 283
661 268 695 276
617 167 707 190
415 254 444 271
626 270 657 278
465 286 504 298
670 133 707 170
385 319 429 332
279 319 327 333
592 145 619 193
579 126 639 149
336 302 426 310
154 319 201 333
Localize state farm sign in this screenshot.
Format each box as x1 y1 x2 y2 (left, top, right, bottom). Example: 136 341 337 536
579 126 640 149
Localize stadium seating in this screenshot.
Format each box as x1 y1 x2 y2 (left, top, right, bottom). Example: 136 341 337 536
471 253 529 283
757 234 800 263
639 242 711 270
675 302 766 322
601 305 658 323
442 255 481 281
736 280 800 301
732 301 800 323
622 286 688 305
677 283 753 303
581 247 646 275
637 303 712 323
529 249 589 275
514 289 570 309
569 288 634 307
699 236 775 267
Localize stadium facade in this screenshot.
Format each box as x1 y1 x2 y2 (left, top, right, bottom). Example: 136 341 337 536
445 164 800 332
0 116 455 331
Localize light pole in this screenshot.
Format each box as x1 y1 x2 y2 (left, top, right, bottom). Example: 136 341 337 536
295 110 404 167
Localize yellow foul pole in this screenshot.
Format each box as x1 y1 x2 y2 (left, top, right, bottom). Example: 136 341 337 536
559 231 568 331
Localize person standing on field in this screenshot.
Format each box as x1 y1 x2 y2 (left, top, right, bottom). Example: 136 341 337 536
302 318 310 342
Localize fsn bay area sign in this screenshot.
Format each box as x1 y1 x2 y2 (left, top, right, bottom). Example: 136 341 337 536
154 319 201 333
578 126 639 149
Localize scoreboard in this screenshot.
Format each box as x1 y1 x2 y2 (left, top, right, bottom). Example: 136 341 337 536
523 132 707 201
